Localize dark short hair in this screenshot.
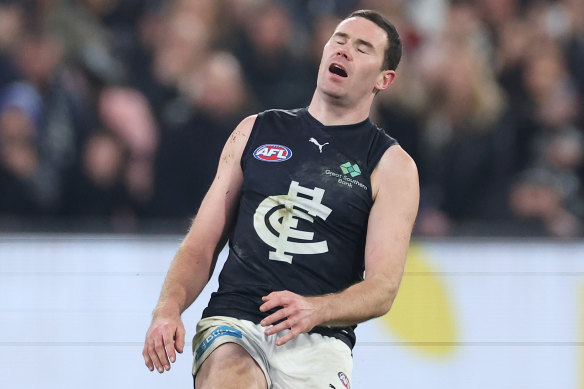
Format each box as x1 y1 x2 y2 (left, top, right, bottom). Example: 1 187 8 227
347 10 402 71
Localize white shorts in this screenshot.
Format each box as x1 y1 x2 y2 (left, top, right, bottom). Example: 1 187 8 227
192 316 353 389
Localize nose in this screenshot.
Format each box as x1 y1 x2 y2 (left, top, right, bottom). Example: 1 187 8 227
335 49 352 61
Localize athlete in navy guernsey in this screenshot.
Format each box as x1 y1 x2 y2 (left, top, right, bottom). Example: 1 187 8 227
144 9 419 389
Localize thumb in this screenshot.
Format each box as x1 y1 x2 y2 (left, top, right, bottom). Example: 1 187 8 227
175 322 186 354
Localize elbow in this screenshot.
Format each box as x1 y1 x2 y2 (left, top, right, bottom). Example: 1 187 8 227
376 284 400 317
376 299 393 317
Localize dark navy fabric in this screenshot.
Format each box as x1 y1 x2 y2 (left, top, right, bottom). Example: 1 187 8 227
202 108 397 348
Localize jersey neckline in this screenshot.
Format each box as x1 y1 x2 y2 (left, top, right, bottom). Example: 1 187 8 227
301 107 372 131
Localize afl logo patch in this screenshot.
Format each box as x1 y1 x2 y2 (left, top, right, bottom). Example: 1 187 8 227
253 144 292 162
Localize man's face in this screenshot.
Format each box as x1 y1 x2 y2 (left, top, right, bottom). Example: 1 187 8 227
316 17 390 104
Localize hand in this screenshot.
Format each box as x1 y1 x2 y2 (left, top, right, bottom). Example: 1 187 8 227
143 312 186 373
259 290 322 346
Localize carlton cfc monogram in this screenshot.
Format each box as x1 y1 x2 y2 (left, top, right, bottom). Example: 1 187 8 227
253 181 332 263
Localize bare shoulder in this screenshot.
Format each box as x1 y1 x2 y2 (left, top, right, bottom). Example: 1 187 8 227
228 114 257 149
371 145 419 200
219 114 257 164
234 114 257 137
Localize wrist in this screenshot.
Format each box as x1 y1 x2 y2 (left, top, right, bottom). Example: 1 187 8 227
153 301 181 318
313 295 333 326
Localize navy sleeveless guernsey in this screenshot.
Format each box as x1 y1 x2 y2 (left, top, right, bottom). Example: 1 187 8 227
202 108 397 348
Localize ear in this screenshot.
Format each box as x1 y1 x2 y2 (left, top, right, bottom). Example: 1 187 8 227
374 70 396 92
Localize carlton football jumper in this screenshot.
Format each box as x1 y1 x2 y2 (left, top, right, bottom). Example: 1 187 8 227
202 108 397 348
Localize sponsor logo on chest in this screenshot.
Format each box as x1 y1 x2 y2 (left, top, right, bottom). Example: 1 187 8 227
253 144 292 162
325 161 368 191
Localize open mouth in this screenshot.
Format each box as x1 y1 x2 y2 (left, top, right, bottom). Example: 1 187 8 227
329 63 348 78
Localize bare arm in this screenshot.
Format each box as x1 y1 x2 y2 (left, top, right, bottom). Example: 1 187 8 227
143 115 256 372
260 145 419 345
153 115 255 317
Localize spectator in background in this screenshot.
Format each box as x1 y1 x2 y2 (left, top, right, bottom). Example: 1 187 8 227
46 0 125 85
371 5 423 179
150 8 211 93
98 86 159 211
231 1 314 109
410 3 515 235
128 1 214 130
561 0 584 102
0 0 582 237
501 1 583 238
62 129 135 230
63 85 159 230
522 42 579 135
13 28 88 213
153 51 255 218
0 1 24 88
509 166 582 238
0 82 50 218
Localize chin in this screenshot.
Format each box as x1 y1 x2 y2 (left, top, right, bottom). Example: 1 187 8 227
317 83 346 100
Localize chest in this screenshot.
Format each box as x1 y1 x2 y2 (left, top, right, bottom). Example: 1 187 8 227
242 121 374 230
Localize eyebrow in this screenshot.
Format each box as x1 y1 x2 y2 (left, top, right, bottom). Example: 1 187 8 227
333 32 375 51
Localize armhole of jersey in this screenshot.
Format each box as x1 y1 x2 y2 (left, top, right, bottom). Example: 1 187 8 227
240 113 264 171
367 130 398 176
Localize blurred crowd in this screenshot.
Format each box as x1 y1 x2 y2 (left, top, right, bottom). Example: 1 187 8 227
0 0 582 237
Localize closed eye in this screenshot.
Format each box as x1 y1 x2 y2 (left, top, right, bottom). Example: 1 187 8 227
332 32 348 45
356 39 375 54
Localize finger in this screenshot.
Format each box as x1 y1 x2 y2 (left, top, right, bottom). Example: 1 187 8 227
276 327 300 346
154 335 170 372
277 292 292 305
147 339 165 373
175 323 185 354
261 293 273 302
163 331 176 366
259 294 287 312
142 345 154 371
261 290 292 303
265 318 293 336
260 308 289 327
259 298 278 312
261 290 281 301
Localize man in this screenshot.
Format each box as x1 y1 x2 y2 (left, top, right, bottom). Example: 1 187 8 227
143 9 419 388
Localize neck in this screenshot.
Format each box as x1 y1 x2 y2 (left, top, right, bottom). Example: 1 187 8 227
307 90 373 126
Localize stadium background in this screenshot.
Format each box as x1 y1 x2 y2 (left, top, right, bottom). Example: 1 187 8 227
0 0 583 388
